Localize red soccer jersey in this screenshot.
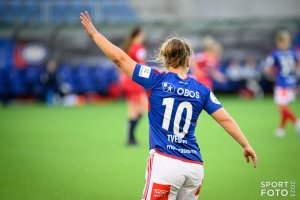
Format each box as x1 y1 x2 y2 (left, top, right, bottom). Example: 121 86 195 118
193 51 220 90
121 43 147 102
128 43 147 64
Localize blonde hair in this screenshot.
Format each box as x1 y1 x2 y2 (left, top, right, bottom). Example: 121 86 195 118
202 35 217 50
276 30 291 42
155 36 192 69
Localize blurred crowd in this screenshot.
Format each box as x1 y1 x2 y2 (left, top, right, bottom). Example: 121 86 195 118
192 35 300 99
0 58 121 106
0 35 300 106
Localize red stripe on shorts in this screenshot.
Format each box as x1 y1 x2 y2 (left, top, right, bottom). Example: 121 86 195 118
143 155 154 200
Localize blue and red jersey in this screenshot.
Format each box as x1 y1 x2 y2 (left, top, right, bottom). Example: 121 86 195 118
266 49 299 88
132 63 223 163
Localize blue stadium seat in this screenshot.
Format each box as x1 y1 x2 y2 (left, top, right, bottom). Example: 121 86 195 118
51 1 69 23
57 64 75 93
0 38 14 68
73 65 95 93
24 66 44 96
0 0 137 24
23 0 42 23
8 68 27 95
0 68 9 95
92 66 110 93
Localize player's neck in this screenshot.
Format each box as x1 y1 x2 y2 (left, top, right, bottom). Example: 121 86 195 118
279 47 290 51
168 66 188 80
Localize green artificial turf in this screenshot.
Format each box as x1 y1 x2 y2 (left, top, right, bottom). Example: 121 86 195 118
0 97 299 200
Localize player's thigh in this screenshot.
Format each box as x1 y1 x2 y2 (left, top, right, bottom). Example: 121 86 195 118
176 182 204 200
287 89 296 103
142 153 185 200
127 99 140 118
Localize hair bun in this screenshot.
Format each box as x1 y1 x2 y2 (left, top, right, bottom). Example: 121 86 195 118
154 36 192 69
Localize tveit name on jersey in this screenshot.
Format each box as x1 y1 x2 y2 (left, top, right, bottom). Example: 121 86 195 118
162 82 200 99
167 134 188 144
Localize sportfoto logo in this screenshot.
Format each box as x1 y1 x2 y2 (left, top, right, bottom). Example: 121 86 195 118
261 181 296 197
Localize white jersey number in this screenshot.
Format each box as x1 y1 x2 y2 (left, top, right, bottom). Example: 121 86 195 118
162 98 193 138
279 55 296 77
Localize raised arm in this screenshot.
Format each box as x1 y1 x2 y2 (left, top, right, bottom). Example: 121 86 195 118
211 108 257 168
80 11 136 77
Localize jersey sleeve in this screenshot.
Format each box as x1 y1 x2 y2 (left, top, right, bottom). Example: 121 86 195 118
132 63 160 90
203 87 223 115
265 55 275 67
294 51 299 63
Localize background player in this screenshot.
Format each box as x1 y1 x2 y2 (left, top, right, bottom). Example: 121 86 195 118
80 11 257 199
121 27 147 145
192 36 226 90
265 30 300 137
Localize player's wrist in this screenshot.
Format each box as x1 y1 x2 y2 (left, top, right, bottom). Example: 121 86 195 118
91 30 99 39
242 143 251 149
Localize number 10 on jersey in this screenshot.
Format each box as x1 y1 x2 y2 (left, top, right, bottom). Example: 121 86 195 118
162 98 193 138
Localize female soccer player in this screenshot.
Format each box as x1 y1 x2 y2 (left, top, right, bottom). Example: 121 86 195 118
265 31 300 137
121 27 147 145
80 11 257 200
192 36 226 90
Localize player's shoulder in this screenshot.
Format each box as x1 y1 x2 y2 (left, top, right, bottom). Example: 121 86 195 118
189 76 210 93
150 66 167 77
271 49 281 57
289 48 298 56
148 65 169 85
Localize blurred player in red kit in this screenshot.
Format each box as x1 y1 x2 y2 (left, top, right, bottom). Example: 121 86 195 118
121 27 147 145
265 31 300 137
192 36 226 90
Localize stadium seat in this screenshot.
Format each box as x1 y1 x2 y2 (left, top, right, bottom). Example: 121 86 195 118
24 66 44 96
8 68 27 96
0 68 9 95
0 0 137 24
0 38 14 69
57 64 75 94
73 65 95 93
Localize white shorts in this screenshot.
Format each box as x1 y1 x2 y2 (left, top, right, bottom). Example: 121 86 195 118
142 150 204 200
274 87 296 105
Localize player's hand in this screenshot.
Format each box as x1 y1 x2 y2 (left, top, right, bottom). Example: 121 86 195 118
80 11 97 38
243 145 257 168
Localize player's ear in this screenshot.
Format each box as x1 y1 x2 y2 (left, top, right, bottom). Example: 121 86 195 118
186 56 191 68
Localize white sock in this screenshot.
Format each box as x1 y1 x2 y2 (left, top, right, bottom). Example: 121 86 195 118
275 128 285 137
295 119 300 134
